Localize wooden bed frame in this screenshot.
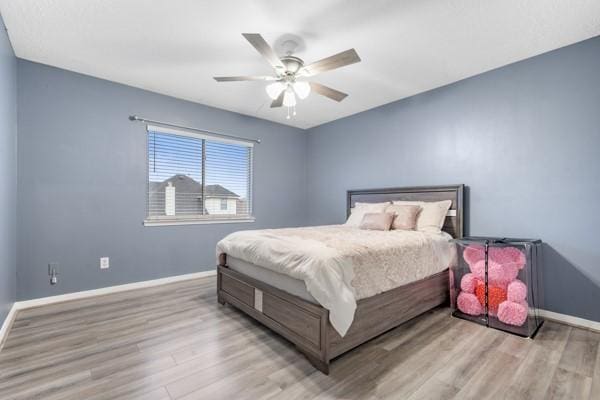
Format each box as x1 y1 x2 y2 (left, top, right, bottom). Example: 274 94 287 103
217 184 464 374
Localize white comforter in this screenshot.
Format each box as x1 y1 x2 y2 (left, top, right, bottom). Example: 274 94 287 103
216 225 455 336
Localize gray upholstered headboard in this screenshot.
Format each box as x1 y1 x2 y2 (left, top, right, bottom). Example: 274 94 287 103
346 184 464 238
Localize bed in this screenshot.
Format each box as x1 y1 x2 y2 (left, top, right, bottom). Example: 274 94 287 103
217 185 464 374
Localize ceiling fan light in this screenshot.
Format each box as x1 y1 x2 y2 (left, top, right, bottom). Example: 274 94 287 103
293 81 311 99
265 82 285 100
283 89 297 107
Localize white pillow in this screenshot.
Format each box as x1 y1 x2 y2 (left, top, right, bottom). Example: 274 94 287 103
392 200 452 232
345 202 390 227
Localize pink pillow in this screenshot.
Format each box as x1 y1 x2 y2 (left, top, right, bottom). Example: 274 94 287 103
359 213 395 231
385 204 422 230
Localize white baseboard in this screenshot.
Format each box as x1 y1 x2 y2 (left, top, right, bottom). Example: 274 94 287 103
15 270 216 310
539 309 600 333
0 303 18 352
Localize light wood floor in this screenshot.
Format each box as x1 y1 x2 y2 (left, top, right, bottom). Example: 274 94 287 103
1 277 598 400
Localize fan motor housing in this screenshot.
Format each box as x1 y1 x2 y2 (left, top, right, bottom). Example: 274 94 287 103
280 56 304 75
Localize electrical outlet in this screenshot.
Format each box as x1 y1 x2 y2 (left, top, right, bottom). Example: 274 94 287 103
100 257 110 269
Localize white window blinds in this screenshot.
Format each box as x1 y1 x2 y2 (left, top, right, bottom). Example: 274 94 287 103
146 125 253 224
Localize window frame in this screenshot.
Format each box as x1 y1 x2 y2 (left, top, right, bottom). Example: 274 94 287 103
143 125 255 226
220 198 228 211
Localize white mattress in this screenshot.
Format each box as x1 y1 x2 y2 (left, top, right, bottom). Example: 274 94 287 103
227 256 317 303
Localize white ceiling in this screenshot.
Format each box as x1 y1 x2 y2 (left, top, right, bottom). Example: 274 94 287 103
2 1 600 129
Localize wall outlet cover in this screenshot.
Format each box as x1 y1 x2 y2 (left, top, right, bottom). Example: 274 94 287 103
100 257 110 269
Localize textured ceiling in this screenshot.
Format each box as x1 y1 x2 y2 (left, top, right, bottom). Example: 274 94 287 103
1 0 600 129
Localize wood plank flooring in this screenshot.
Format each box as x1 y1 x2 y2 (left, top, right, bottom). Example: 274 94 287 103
1 276 599 400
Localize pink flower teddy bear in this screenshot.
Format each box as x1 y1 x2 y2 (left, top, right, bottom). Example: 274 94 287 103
456 245 529 326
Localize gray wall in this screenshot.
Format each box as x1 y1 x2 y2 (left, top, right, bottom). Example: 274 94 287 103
306 36 600 322
17 60 308 300
0 15 17 323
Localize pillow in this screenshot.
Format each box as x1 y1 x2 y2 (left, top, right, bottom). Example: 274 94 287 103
345 202 390 227
392 200 452 232
358 212 395 231
385 204 422 230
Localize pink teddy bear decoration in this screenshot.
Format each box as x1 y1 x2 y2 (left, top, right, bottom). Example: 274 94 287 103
456 245 529 326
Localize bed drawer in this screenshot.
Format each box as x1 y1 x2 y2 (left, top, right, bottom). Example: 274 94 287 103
221 274 254 307
262 292 321 347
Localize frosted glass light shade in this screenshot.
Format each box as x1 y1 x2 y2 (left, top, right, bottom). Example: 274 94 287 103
283 89 297 107
293 81 311 99
265 82 285 100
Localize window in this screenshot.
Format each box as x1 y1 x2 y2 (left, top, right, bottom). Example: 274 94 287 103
145 125 253 225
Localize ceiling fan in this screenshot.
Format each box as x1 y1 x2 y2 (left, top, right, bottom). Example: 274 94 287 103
214 33 361 119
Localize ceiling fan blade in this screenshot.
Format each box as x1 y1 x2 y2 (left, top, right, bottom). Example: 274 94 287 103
214 75 276 82
300 49 361 77
242 33 285 71
270 90 285 108
310 82 348 102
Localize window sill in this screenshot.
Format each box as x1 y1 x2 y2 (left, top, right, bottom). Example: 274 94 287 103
143 217 255 227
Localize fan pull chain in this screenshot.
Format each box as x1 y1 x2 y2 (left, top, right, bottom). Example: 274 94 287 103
293 105 297 116
286 107 291 119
